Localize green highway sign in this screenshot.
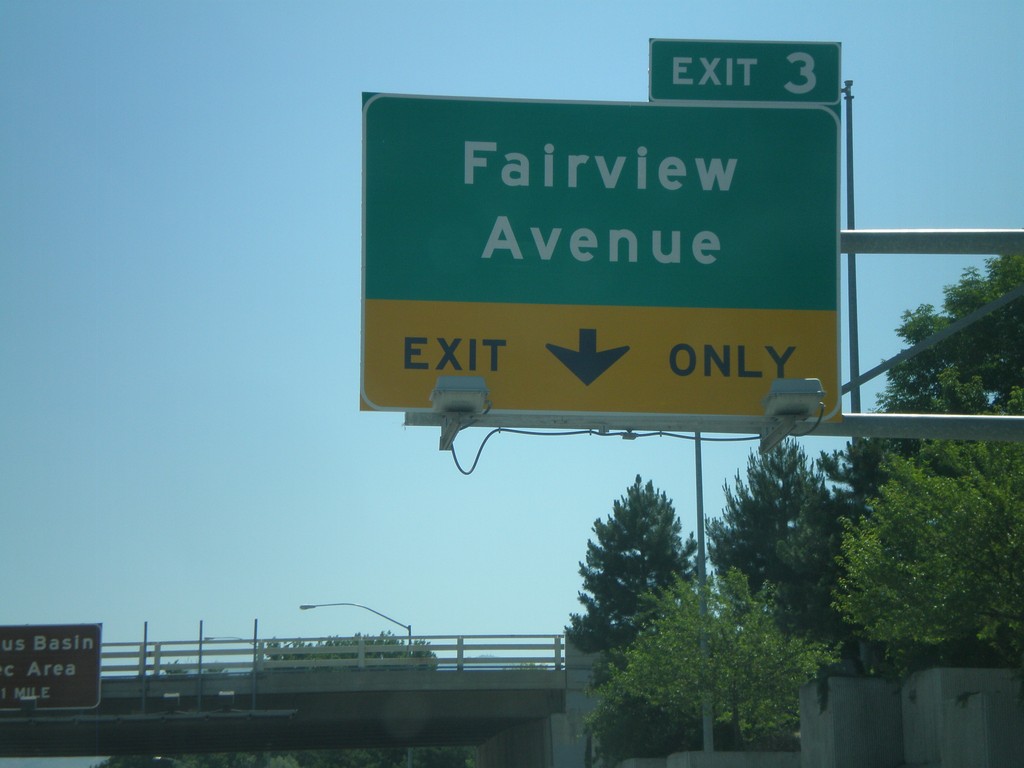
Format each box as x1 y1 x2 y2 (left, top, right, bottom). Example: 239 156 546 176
363 93 838 310
362 93 840 419
650 39 841 104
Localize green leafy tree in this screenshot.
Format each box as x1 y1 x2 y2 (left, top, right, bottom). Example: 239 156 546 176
880 254 1024 415
267 632 434 668
585 673 699 762
96 748 473 768
836 439 1024 673
698 255 1024 678
567 475 696 655
827 253 1024 672
589 570 834 763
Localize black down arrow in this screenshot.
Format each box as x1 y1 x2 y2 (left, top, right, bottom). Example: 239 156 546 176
546 329 630 386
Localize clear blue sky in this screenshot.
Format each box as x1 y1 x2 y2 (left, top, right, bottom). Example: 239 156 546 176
1 0 1022 718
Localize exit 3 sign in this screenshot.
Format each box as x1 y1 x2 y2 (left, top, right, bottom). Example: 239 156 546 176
650 39 841 104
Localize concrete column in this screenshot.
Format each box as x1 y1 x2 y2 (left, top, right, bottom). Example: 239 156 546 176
477 718 551 768
798 677 902 768
903 668 1023 768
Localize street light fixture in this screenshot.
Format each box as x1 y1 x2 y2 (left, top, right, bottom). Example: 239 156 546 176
298 602 413 650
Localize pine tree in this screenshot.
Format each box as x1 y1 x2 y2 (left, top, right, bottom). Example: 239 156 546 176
775 437 887 649
567 475 696 655
708 441 827 596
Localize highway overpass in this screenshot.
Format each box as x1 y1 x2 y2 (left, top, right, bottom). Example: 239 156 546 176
0 633 596 768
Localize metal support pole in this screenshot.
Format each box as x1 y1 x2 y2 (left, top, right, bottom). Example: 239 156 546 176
251 618 258 711
197 619 204 711
843 80 862 413
140 621 148 714
694 432 714 752
695 433 707 590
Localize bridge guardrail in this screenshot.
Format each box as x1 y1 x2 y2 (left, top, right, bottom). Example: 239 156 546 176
100 634 565 677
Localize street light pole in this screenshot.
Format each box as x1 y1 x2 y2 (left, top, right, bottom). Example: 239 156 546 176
299 601 414 768
299 601 413 650
695 433 714 752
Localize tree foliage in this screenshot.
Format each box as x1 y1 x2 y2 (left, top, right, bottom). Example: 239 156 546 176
708 441 828 595
706 440 860 647
584 689 696 766
836 439 1024 672
96 748 473 768
787 437 889 641
267 632 434 668
691 255 1024 685
831 253 1024 673
880 254 1024 415
567 475 696 655
588 571 833 763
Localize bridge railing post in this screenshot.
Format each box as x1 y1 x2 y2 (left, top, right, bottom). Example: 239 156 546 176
457 636 465 671
255 640 266 672
554 635 563 672
153 643 163 676
357 636 366 669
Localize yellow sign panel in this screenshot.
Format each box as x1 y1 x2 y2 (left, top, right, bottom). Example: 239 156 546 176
362 299 839 418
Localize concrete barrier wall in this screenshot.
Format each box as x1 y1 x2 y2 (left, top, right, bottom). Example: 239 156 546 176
903 667 1023 768
940 691 1024 768
666 752 798 768
799 668 1023 768
619 667 1023 768
798 677 903 768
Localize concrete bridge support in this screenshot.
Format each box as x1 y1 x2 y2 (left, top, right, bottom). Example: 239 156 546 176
477 643 598 768
478 719 551 767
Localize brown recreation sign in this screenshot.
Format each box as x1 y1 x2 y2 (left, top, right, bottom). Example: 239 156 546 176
0 623 102 709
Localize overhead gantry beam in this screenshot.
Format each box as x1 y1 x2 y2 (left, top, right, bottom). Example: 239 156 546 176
841 228 1024 254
